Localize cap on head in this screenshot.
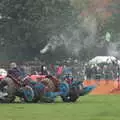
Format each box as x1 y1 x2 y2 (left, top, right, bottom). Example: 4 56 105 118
43 66 47 70
10 62 17 68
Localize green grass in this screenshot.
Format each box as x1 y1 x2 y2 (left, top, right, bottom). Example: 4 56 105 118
0 95 120 120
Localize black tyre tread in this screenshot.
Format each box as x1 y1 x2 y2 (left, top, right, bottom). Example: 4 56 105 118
61 87 79 102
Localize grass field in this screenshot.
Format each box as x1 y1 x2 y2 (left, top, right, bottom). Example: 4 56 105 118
0 95 120 120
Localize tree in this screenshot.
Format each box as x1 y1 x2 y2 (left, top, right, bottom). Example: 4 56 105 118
0 0 75 62
70 0 120 61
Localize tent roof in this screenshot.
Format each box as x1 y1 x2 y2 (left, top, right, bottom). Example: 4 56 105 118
89 56 117 64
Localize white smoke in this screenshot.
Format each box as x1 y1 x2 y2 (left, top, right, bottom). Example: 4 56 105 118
40 15 98 56
82 16 97 48
40 43 51 54
40 35 64 54
107 42 120 58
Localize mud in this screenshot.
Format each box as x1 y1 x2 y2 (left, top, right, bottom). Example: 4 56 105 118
84 80 120 95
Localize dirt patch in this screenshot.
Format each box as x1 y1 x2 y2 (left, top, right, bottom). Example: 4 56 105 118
84 80 120 95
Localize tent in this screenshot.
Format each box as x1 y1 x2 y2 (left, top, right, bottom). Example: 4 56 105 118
89 56 117 64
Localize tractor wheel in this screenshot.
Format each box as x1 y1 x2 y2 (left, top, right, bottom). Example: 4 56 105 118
61 87 79 102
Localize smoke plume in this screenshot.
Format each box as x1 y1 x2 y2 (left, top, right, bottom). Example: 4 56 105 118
40 15 98 57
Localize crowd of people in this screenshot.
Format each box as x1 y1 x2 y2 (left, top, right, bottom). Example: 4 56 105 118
84 63 120 80
0 58 83 85
0 57 120 82
18 58 85 81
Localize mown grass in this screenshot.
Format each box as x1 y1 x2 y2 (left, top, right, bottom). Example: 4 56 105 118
0 95 120 120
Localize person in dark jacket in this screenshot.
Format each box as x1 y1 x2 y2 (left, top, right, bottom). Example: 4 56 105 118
7 62 27 81
39 65 49 75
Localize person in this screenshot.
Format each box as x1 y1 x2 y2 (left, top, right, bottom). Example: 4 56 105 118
7 62 27 81
7 62 41 86
7 62 48 98
39 65 50 75
63 72 74 84
84 64 92 80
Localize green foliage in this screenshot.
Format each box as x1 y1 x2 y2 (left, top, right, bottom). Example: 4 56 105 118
0 0 119 62
0 0 74 62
